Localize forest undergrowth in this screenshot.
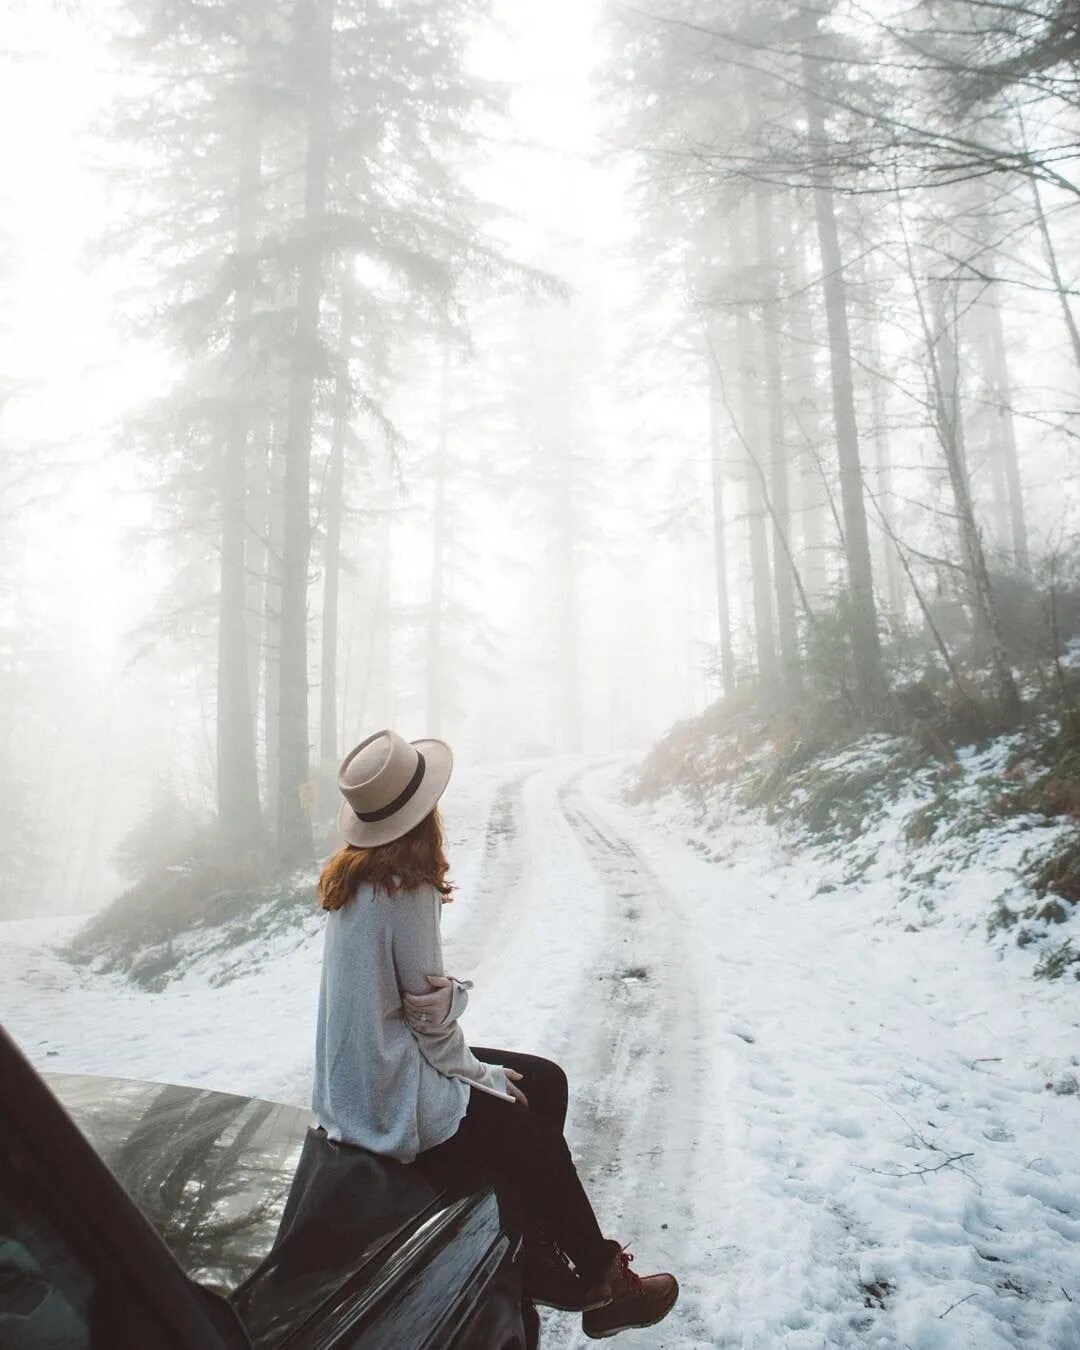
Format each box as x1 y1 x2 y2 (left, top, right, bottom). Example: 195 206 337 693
62 803 323 989
631 644 1080 981
63 863 320 991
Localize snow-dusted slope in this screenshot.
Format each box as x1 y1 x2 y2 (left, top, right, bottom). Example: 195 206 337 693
592 762 1080 1349
3 757 1079 1348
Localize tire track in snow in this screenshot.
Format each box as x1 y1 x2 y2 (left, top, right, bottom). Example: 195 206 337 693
549 765 715 1349
445 763 613 1059
442 768 539 977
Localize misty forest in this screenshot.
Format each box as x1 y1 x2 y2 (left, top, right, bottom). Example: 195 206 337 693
3 1 1080 1347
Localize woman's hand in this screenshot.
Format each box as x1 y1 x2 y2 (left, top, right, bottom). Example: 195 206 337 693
403 975 454 1030
505 1068 529 1107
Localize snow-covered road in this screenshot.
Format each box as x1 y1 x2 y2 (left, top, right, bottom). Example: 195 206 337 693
4 758 1080 1348
454 761 1080 1349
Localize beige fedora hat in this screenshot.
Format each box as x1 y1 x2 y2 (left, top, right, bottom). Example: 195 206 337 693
336 729 453 848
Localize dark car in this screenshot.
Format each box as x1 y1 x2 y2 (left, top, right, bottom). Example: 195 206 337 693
0 1027 540 1349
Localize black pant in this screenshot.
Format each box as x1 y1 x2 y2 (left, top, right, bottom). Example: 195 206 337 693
416 1047 610 1283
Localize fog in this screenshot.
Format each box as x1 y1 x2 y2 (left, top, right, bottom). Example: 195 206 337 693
2 0 1077 914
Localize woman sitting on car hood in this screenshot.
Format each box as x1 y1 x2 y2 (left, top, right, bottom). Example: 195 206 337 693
311 728 678 1341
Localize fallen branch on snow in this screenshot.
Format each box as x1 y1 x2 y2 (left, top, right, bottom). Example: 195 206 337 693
861 1151 975 1180
939 1291 977 1319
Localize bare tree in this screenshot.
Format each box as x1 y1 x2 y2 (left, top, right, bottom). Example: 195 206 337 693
803 38 887 715
897 201 1023 722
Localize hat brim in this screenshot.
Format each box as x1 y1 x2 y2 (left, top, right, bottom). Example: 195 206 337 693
337 738 453 849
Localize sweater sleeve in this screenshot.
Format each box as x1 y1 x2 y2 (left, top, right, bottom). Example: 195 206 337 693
390 888 512 1102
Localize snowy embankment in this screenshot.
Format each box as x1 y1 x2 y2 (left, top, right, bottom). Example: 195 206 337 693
617 744 1080 1350
3 749 1080 1348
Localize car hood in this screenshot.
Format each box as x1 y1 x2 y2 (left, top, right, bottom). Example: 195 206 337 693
44 1073 456 1347
44 1073 312 1295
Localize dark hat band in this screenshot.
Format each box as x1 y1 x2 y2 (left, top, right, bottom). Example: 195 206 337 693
353 750 427 824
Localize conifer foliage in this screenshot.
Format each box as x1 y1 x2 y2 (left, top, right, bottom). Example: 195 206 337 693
104 0 508 864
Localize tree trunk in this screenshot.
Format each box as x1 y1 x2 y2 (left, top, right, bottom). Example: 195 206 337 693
426 343 451 738
319 277 353 783
978 277 1030 570
803 56 886 716
785 220 828 600
938 405 1022 723
919 275 1023 723
244 416 268 785
706 319 735 697
261 423 285 824
216 109 263 847
930 278 987 643
555 428 582 753
754 186 799 694
732 208 776 688
864 293 904 618
1031 176 1080 375
277 0 333 865
354 506 393 733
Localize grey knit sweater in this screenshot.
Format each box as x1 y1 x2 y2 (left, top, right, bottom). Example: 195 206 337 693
311 882 512 1163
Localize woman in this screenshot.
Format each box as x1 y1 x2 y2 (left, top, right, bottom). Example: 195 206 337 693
311 729 679 1340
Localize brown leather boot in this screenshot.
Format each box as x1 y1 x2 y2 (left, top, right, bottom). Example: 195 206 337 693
522 1230 610 1312
581 1239 679 1339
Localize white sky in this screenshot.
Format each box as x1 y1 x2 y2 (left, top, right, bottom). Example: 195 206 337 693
1 5 168 670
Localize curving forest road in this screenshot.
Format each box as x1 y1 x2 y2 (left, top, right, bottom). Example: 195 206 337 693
445 760 1080 1350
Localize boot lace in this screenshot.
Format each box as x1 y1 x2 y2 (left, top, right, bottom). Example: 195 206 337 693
618 1248 644 1292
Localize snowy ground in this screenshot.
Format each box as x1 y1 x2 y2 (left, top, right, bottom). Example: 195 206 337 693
4 757 1080 1348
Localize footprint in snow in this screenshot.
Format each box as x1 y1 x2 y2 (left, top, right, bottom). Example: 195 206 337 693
618 965 649 983
821 1114 866 1139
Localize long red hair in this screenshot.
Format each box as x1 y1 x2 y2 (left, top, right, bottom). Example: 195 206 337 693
317 807 453 912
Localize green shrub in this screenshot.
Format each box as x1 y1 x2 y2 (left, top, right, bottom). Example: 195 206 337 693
1035 940 1080 980
1032 832 1080 904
